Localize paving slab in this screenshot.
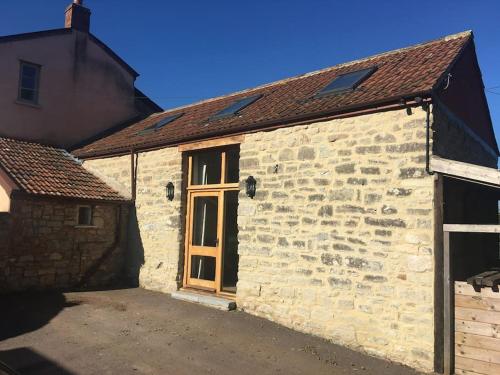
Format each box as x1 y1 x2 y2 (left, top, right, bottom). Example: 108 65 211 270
171 290 236 310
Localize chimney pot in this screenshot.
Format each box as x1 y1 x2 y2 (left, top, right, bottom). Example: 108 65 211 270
65 1 91 33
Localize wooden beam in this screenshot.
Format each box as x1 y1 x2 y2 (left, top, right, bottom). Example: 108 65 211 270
431 156 500 187
443 224 500 233
178 135 244 152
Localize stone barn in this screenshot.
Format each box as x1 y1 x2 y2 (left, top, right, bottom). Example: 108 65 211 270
72 31 499 372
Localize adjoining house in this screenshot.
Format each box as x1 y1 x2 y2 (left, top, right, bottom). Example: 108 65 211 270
72 30 500 372
0 1 156 292
0 137 130 291
0 0 161 149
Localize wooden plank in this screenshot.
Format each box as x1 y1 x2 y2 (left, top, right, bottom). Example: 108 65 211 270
220 151 227 185
189 246 218 257
456 332 500 352
456 355 500 374
187 277 216 289
456 307 500 325
455 319 499 338
187 183 239 191
443 224 500 233
456 282 500 299
431 156 500 186
187 155 193 187
455 294 500 312
456 344 500 365
178 135 244 152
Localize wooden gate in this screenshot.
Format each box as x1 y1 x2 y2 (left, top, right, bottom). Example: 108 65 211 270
454 281 500 375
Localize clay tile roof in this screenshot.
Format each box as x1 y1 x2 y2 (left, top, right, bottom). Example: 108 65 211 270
73 31 473 158
0 138 127 202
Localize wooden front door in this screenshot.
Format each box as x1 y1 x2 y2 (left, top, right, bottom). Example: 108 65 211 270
185 191 222 290
183 147 240 294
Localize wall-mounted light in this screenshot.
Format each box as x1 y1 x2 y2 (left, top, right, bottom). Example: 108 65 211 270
166 182 175 201
246 176 256 199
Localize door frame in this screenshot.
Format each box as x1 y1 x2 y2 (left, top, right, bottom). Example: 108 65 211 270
182 147 240 294
185 190 223 290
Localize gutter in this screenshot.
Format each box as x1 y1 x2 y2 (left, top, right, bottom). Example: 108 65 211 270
425 96 434 175
78 91 433 160
9 190 131 205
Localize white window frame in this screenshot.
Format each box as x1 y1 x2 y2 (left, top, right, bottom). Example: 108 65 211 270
18 61 41 105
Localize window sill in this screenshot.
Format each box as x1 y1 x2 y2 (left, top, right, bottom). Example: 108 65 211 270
15 99 41 109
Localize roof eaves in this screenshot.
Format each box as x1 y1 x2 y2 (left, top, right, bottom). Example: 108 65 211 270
10 189 131 204
0 28 72 44
76 90 433 159
0 162 21 191
432 31 473 92
134 88 163 112
89 33 139 78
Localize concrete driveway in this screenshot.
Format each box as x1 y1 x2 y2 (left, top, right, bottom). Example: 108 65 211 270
0 288 422 375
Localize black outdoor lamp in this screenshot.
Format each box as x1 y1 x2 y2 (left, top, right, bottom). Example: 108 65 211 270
166 182 175 201
245 176 256 199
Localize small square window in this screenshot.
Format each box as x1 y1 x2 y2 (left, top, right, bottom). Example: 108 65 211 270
18 61 41 104
77 206 93 226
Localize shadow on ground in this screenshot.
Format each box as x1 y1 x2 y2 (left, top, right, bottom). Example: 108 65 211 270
0 289 424 375
0 292 79 341
0 347 73 375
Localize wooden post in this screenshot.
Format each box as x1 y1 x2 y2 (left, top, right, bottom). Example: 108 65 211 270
434 175 444 373
443 230 454 375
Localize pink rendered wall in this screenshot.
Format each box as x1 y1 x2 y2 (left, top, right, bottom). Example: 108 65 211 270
0 30 139 148
0 168 17 212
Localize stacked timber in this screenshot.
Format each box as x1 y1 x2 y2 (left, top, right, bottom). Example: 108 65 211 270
455 281 500 375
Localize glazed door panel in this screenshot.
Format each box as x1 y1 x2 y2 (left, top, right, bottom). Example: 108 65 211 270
186 191 223 290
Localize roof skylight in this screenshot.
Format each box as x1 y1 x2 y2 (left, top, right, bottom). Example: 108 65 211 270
210 94 262 120
317 67 376 96
137 113 183 135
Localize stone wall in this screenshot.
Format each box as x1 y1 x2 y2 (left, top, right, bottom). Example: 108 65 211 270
84 147 184 293
237 109 436 371
0 197 128 292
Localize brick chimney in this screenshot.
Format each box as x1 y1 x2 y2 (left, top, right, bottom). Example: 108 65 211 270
65 0 91 33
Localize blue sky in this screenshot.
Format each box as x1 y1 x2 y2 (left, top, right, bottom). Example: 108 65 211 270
1 0 500 144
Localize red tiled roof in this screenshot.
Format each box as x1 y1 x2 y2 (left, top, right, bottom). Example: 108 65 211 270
0 138 127 201
74 31 472 158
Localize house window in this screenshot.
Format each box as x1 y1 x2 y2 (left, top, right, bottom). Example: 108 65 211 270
18 61 41 104
77 205 93 226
